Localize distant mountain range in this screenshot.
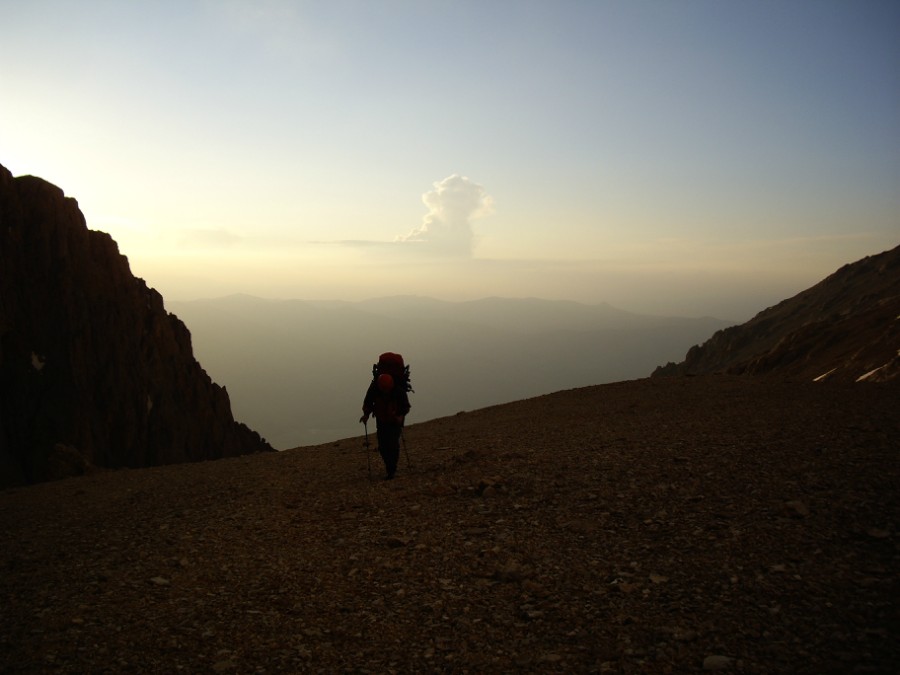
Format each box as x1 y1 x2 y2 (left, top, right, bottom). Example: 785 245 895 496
167 295 732 449
653 244 900 382
167 245 900 451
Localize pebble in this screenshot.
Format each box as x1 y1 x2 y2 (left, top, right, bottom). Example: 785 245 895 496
703 655 734 670
784 500 809 517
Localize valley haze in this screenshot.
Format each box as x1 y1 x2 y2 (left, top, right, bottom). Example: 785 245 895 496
168 294 731 449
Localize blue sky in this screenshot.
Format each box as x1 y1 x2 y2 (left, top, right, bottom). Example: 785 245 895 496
2 0 898 319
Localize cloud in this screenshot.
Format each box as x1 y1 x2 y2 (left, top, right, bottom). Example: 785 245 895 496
398 174 494 256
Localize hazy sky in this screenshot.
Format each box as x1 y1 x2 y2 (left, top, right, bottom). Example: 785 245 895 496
3 0 898 320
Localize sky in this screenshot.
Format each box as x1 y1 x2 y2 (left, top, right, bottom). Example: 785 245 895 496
2 0 898 321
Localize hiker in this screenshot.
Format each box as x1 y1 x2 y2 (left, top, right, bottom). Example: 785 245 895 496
360 352 412 480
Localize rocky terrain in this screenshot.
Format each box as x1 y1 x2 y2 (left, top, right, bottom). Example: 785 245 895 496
653 245 900 382
1 375 896 673
0 163 272 487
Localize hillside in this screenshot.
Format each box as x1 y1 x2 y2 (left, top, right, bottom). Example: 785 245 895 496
653 245 900 382
1 376 897 673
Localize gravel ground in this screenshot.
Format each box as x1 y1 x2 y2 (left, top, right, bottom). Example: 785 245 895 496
1 375 897 673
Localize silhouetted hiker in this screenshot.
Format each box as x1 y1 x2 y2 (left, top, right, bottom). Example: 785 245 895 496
360 352 412 480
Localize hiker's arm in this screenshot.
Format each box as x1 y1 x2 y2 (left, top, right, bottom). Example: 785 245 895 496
360 382 377 422
398 391 411 417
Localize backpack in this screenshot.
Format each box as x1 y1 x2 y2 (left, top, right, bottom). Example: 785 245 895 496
371 352 414 393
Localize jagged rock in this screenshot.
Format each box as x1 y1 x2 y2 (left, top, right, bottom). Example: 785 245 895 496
653 246 900 381
0 163 273 486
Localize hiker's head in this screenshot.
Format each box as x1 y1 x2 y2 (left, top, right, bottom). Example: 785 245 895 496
377 373 394 392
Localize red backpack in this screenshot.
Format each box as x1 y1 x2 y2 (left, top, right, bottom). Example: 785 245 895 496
371 352 413 393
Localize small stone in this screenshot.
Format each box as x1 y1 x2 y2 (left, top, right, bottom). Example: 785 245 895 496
703 654 734 670
149 576 170 586
673 629 698 642
522 579 548 597
784 500 809 517
866 527 891 539
495 559 529 582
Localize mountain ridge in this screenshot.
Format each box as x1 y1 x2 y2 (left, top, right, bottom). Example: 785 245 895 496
653 245 900 382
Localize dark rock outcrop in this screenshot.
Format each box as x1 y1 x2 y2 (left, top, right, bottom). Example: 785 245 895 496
653 245 900 381
0 163 273 487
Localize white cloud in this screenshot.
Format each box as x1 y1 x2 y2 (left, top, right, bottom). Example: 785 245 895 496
398 174 494 256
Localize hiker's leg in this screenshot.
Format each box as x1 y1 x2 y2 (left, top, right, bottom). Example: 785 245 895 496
376 425 389 467
376 424 398 477
379 423 400 478
386 429 400 477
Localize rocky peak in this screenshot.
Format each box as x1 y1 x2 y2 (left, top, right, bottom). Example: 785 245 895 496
653 245 900 381
0 163 273 487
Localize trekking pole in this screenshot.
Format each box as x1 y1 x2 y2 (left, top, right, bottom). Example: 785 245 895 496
401 427 412 469
363 418 372 479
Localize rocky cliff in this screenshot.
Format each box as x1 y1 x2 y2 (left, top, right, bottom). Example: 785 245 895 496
653 245 900 382
0 163 273 487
